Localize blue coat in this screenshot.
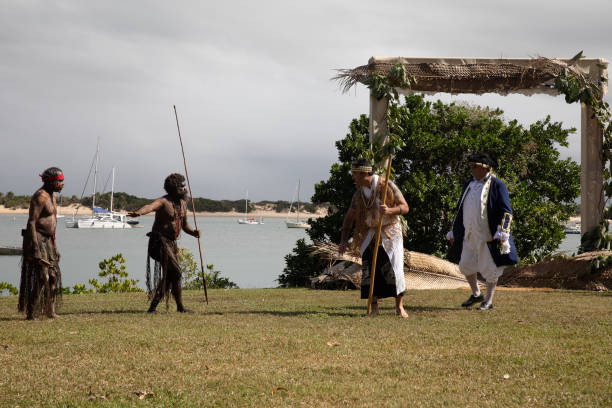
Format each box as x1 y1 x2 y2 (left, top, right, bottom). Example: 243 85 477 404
451 176 519 266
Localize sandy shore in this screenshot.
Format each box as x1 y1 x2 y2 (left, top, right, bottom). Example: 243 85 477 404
0 204 578 222
0 204 325 219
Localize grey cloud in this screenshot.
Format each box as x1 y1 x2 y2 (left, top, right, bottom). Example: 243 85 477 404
1 0 610 202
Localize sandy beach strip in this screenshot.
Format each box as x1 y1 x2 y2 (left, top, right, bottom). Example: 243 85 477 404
0 204 325 219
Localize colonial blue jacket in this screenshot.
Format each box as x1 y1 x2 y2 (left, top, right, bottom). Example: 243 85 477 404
451 175 519 266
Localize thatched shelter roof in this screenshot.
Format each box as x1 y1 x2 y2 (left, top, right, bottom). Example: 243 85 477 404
335 56 608 96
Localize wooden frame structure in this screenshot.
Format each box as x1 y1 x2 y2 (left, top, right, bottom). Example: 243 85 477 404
358 56 609 234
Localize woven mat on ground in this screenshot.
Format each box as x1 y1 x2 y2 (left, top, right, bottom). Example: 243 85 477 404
311 242 468 290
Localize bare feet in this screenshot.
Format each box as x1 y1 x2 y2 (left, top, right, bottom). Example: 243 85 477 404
46 313 60 319
395 307 409 318
178 308 195 314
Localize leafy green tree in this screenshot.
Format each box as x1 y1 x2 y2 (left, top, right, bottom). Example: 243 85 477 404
283 94 580 285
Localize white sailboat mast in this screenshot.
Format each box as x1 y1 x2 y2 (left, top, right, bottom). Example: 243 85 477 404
110 167 115 213
92 141 99 214
296 179 301 222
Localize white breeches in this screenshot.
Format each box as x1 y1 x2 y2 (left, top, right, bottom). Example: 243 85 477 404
459 232 505 283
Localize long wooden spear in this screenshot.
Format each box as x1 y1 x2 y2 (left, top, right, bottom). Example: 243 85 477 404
173 105 209 304
367 155 393 315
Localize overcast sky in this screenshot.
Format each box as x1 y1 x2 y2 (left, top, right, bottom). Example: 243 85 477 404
1 0 610 202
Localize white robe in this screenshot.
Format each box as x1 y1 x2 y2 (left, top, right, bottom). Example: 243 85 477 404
358 175 406 295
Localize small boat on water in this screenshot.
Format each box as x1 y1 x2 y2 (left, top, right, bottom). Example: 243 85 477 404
67 152 133 229
238 216 264 225
285 180 310 229
75 208 134 229
237 190 263 225
0 245 22 256
564 224 581 234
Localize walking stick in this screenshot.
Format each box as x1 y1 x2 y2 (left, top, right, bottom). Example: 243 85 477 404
367 155 393 315
173 105 209 304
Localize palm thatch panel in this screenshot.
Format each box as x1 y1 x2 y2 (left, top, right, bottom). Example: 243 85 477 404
311 242 469 290
334 56 607 96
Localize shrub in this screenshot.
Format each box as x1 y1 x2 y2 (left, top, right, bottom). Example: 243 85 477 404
88 253 143 293
278 239 322 287
0 282 18 296
179 248 238 289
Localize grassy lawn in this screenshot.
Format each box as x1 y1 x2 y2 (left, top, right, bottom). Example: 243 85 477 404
0 288 610 407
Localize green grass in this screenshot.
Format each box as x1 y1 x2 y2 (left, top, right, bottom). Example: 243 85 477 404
1 288 610 407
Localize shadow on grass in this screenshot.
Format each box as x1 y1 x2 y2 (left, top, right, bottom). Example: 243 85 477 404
59 309 149 316
345 305 460 312
0 316 26 321
223 310 360 317
0 309 150 321
210 303 460 318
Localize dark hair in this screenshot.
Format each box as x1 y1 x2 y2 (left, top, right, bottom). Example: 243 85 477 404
41 167 63 182
164 173 186 194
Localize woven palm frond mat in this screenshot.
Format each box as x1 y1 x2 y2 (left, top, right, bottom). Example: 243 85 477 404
311 242 468 290
334 57 584 95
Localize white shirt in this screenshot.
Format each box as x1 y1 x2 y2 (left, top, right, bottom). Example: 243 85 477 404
462 173 491 241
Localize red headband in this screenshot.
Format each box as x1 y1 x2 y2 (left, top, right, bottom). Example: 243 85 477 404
40 173 64 181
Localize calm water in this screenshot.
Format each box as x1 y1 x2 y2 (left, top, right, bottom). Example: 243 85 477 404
0 215 310 290
0 215 582 290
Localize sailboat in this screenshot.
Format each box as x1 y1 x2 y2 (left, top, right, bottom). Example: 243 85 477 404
237 190 263 225
75 167 133 229
285 180 310 229
67 142 132 229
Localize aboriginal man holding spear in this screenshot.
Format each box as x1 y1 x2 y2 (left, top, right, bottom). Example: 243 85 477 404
128 173 201 313
339 158 409 317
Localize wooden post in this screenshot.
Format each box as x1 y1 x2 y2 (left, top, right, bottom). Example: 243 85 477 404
367 155 393 315
580 102 605 234
369 92 389 145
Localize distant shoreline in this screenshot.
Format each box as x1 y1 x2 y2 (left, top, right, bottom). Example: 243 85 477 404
0 204 326 219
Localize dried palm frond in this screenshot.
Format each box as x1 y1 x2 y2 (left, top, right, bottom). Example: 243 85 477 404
311 241 361 264
334 56 599 96
311 242 468 290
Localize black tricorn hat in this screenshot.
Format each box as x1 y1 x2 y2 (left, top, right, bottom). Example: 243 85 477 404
468 153 497 169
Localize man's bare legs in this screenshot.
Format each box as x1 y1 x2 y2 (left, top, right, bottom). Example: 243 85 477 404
395 295 408 318
45 271 59 318
171 279 193 313
148 271 193 313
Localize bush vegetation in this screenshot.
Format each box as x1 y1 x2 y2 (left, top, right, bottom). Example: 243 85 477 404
179 247 238 289
1 191 320 214
62 253 143 294
282 94 580 286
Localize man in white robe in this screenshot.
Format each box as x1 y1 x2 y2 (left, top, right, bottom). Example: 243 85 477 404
339 158 409 317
